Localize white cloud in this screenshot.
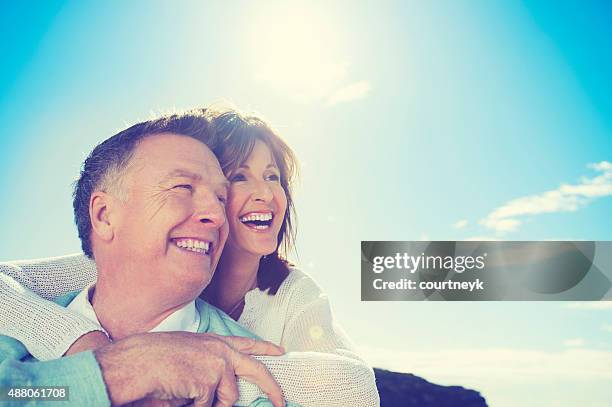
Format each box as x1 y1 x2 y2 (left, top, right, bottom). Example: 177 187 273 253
601 323 612 333
565 302 612 310
325 80 371 106
453 219 468 229
563 338 585 347
480 161 612 234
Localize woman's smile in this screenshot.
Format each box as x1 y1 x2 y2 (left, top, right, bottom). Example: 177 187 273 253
239 211 275 231
226 139 288 257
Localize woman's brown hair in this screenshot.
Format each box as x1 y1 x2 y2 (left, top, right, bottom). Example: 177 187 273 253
208 108 298 294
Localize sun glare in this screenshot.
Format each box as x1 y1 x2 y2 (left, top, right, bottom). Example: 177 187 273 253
246 5 348 102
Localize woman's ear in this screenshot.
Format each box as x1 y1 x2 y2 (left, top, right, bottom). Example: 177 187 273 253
89 191 116 242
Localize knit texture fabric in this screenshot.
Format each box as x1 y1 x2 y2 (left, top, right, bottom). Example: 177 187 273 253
0 254 379 406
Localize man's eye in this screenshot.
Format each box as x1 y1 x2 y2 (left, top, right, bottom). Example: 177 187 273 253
174 184 193 191
217 195 227 204
229 173 246 182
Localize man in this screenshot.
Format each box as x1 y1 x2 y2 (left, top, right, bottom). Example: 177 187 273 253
0 110 379 407
0 110 286 406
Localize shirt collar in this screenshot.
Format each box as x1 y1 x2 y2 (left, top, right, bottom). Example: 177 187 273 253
67 284 200 336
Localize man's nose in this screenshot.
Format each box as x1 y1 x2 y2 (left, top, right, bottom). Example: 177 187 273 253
251 180 273 203
194 194 226 227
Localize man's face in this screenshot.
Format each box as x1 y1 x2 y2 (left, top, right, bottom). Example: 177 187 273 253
108 133 229 300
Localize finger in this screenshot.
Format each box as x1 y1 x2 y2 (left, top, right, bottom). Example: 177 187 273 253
192 381 217 407
212 366 239 407
220 336 284 356
193 390 214 407
231 352 285 407
165 399 192 407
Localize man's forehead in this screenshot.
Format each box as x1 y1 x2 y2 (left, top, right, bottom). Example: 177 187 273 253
130 133 225 182
161 167 229 187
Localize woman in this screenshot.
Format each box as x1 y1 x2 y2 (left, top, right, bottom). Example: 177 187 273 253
204 109 345 354
0 107 378 405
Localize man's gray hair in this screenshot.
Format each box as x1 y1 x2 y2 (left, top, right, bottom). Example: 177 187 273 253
73 109 218 259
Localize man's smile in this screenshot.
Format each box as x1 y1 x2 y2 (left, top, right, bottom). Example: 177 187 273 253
171 238 213 255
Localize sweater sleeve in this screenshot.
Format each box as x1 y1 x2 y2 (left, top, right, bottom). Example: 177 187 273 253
0 256 102 361
280 272 365 360
232 349 379 406
241 352 379 407
235 271 380 407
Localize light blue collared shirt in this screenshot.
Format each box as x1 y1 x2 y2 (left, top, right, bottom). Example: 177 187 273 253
0 291 298 407
66 284 201 336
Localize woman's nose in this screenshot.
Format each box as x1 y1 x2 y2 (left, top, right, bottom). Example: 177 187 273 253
251 180 273 202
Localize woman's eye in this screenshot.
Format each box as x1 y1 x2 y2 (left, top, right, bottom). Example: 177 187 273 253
174 184 193 191
266 173 280 182
229 173 246 182
217 195 227 204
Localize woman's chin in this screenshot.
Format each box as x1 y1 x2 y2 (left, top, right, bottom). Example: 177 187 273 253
227 234 279 258
245 242 278 258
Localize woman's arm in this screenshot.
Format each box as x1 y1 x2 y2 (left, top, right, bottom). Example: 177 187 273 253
234 270 380 406
0 255 102 360
238 352 379 407
281 295 363 358
278 270 365 360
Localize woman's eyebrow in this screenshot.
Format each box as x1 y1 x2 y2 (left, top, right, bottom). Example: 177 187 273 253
237 163 278 170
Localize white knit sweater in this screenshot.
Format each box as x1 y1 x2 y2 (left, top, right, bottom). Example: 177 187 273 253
0 254 379 406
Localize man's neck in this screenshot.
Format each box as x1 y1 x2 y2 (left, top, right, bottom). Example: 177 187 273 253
91 276 190 340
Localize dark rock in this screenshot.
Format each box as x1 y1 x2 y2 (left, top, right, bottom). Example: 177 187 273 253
374 368 488 407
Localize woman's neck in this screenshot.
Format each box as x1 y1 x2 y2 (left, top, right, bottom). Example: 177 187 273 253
207 247 260 314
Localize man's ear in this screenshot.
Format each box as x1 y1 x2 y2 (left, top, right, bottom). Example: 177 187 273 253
89 191 117 242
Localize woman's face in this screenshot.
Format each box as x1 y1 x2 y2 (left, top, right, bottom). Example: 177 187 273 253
225 139 288 258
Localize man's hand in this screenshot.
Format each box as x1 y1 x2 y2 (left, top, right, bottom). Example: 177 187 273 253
95 332 285 407
64 331 111 356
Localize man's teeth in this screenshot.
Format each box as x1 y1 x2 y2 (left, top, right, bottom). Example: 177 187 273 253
174 239 211 254
239 213 273 222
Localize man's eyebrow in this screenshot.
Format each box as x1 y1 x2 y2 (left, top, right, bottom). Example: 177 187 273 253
162 169 229 190
161 169 202 181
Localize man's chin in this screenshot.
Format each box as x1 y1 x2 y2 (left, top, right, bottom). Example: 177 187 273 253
170 270 212 299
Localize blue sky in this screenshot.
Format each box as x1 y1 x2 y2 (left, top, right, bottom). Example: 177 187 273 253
1 1 611 406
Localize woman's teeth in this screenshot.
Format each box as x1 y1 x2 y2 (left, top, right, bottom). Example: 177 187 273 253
174 238 211 254
239 212 273 230
239 213 273 222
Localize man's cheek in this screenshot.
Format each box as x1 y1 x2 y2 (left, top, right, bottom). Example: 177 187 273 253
219 222 229 251
153 198 193 222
